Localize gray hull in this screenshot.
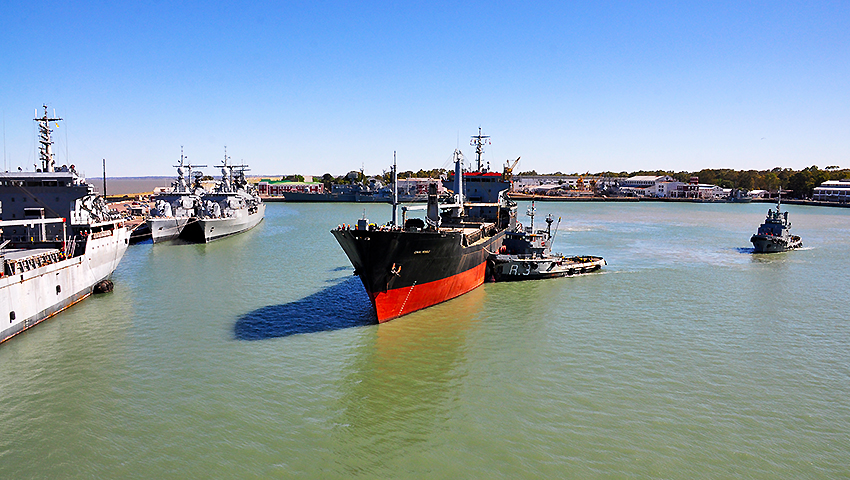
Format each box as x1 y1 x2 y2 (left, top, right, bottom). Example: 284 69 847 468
180 203 265 243
147 217 192 243
751 234 803 253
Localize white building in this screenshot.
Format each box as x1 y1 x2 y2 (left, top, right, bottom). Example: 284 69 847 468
617 175 675 197
513 175 580 190
648 181 685 198
812 180 850 203
397 177 446 195
620 175 675 188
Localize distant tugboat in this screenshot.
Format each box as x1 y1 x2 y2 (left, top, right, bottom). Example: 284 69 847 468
488 202 605 281
750 191 802 253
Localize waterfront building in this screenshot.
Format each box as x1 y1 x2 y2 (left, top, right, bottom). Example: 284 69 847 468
616 175 674 197
812 180 850 203
669 183 724 200
513 175 581 191
620 175 675 188
648 181 685 198
258 179 325 196
397 177 446 196
513 175 616 195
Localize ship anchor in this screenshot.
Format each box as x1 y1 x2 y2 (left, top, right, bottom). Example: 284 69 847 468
390 263 402 277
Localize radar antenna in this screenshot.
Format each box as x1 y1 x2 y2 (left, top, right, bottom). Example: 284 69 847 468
469 127 491 172
174 147 207 192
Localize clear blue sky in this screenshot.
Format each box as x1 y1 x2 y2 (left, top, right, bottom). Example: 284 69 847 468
2 1 847 177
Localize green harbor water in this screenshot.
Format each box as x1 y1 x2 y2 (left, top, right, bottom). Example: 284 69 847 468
1 201 849 479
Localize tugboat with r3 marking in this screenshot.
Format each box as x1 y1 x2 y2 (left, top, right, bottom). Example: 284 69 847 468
488 201 605 281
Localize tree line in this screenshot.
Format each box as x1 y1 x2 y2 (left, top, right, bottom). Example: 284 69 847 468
292 165 847 199
517 166 849 199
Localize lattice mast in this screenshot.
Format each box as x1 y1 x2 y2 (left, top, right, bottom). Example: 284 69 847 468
470 127 490 172
34 105 62 172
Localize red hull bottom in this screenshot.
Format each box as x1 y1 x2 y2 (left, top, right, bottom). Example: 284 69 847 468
368 263 487 322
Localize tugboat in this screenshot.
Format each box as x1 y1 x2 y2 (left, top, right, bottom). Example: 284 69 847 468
750 190 802 253
1 105 130 344
488 202 605 281
332 130 518 322
146 149 207 243
179 150 265 243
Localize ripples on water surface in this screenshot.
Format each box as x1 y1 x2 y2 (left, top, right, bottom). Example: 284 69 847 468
1 202 849 478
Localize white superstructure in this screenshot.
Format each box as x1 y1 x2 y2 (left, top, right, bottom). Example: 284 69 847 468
0 105 130 344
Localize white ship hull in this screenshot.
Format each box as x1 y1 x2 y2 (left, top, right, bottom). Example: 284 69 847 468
147 216 191 243
1 225 130 343
180 202 265 243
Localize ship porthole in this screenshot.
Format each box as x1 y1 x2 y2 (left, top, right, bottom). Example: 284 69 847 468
56 285 62 294
9 311 15 322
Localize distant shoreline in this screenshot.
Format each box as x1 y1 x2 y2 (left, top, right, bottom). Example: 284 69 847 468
506 194 850 208
100 177 850 209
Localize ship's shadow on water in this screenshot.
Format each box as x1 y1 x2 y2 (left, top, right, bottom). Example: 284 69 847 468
234 276 377 340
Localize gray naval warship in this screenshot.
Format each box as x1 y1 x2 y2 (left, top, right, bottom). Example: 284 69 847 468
146 150 207 243
750 192 802 253
1 105 130 344
488 202 605 281
179 151 265 243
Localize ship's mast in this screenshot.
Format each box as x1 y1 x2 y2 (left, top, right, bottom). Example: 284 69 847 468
216 147 233 192
470 127 490 172
174 147 207 193
34 105 62 172
452 149 465 217
391 151 398 226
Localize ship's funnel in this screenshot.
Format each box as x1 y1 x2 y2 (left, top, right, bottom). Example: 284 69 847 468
426 183 441 228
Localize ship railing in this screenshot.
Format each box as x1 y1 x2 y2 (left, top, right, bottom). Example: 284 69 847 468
464 229 483 246
91 229 113 240
65 237 77 257
3 250 65 276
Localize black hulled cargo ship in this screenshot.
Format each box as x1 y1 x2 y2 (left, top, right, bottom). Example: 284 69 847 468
332 131 517 322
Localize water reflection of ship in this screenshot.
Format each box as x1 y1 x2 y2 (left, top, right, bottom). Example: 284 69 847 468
330 286 486 475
